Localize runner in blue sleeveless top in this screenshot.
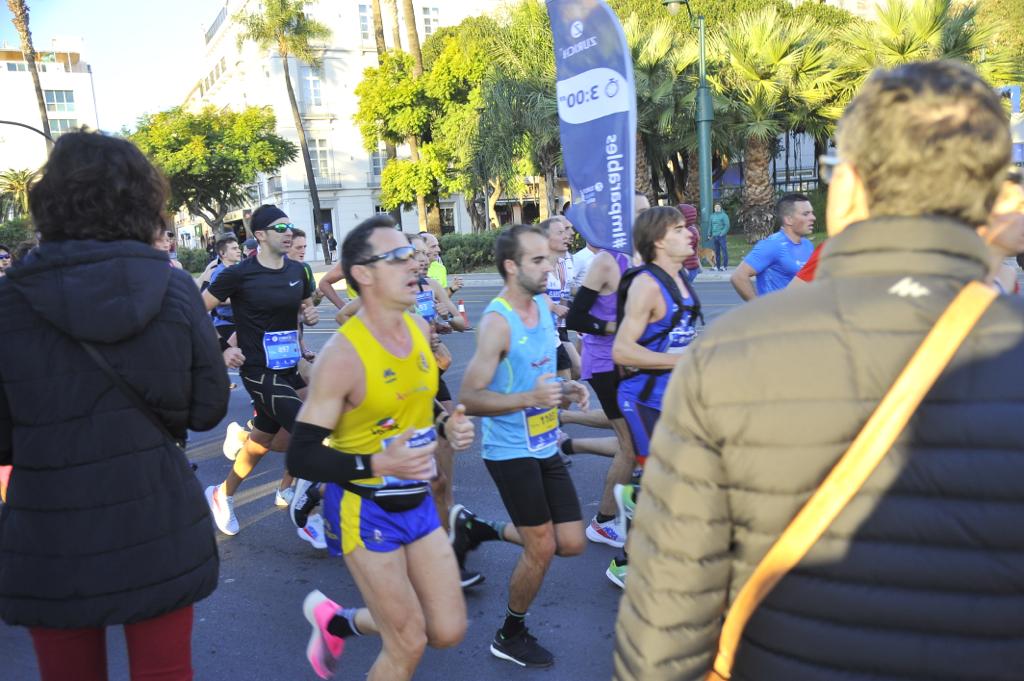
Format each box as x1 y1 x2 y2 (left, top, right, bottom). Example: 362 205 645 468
455 224 590 669
609 206 700 588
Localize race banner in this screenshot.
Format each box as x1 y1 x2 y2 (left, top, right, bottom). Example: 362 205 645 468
548 0 636 254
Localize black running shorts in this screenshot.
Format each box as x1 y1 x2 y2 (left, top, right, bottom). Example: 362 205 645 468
240 368 305 435
484 454 582 527
587 370 622 420
556 344 571 372
437 374 452 403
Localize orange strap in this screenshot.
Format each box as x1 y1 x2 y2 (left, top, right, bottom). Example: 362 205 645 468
710 281 997 679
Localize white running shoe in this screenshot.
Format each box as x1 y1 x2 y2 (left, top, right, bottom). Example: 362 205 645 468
298 514 327 550
222 421 245 461
275 486 295 508
205 484 239 535
585 516 626 548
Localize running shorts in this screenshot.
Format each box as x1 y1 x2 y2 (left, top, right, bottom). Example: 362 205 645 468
617 391 661 468
437 374 452 403
239 368 306 435
484 454 582 527
322 483 440 556
587 370 622 420
556 344 571 372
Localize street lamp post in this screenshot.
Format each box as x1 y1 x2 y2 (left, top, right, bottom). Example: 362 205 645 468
0 119 55 142
662 0 714 244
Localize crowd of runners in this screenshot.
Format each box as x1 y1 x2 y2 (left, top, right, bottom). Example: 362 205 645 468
180 177 833 679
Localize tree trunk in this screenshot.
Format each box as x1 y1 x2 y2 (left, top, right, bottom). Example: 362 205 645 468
406 136 428 231
635 132 654 205
683 148 701 206
7 0 52 152
371 0 387 55
400 0 424 77
738 135 776 242
385 0 403 51
371 0 401 226
283 55 331 263
488 178 501 229
670 152 686 204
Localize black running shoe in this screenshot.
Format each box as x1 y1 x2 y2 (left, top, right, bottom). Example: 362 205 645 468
290 479 321 529
448 503 477 568
490 628 554 668
460 568 485 589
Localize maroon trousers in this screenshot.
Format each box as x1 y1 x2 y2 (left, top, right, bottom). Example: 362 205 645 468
29 605 193 681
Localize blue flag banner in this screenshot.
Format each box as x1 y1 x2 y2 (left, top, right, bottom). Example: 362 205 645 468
548 0 636 254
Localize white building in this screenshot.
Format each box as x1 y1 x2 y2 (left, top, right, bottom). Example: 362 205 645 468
178 0 501 256
0 38 100 172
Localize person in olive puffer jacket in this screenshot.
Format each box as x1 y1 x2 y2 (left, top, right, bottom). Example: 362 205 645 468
0 132 229 681
615 61 1024 681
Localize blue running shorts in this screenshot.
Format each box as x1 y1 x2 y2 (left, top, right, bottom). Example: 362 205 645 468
322 483 440 556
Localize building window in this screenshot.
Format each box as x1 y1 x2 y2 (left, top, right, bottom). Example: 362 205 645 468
5 62 47 72
48 118 78 138
440 205 455 233
309 138 330 176
370 142 388 176
303 67 322 108
375 205 389 215
44 90 74 113
422 7 440 37
359 4 371 41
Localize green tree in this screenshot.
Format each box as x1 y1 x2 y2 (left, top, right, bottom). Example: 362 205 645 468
839 0 1021 92
972 0 1024 62
6 0 51 151
130 106 296 232
475 0 562 220
710 7 842 240
0 168 35 219
234 0 333 262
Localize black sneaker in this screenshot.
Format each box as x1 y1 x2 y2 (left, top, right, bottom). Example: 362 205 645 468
460 568 485 589
490 628 554 668
448 503 478 568
290 479 321 529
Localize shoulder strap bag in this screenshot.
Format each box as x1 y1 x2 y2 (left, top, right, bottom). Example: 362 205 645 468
708 281 998 680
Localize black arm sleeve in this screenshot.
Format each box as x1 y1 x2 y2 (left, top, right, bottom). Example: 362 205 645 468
566 286 612 335
286 422 375 483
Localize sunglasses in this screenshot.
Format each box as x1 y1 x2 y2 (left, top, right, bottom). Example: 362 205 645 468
357 245 416 266
0 253 10 260
818 154 842 184
264 222 294 234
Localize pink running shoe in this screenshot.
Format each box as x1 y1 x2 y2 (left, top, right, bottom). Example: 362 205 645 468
302 590 346 679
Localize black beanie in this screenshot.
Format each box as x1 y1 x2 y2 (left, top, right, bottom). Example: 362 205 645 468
250 205 289 233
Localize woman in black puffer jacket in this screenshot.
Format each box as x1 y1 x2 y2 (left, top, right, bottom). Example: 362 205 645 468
0 131 229 681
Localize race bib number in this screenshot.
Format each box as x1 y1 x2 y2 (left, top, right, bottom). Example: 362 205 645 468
381 426 437 486
666 322 697 354
263 330 300 369
547 286 562 304
523 406 558 452
415 290 436 321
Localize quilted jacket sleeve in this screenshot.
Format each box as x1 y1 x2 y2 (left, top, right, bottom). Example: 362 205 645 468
179 274 230 432
613 343 732 681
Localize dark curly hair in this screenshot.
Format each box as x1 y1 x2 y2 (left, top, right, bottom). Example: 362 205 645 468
28 131 170 243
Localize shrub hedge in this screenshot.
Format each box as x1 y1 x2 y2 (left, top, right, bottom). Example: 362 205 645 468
177 247 212 273
438 231 499 273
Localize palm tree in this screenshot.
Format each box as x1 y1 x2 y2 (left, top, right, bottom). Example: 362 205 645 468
0 168 36 219
838 0 1020 92
396 0 429 230
476 0 562 220
370 0 387 55
235 0 333 263
6 0 51 152
709 7 841 240
385 0 403 52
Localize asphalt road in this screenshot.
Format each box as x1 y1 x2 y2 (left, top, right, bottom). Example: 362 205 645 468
0 279 743 681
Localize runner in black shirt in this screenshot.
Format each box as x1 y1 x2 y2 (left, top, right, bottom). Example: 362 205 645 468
201 205 320 539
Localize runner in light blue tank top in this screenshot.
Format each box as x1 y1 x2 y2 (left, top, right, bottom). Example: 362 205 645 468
481 295 559 461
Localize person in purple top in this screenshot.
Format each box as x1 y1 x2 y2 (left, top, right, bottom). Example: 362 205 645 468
565 191 651 551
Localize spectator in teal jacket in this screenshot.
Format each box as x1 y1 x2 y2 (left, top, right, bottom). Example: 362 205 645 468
710 203 731 271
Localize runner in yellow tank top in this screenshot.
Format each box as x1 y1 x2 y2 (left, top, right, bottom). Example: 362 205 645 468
284 218 475 681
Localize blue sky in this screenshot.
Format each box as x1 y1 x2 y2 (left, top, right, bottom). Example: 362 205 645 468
1 0 222 131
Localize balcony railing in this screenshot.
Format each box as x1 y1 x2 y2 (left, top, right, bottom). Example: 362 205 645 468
366 172 381 188
305 172 344 189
